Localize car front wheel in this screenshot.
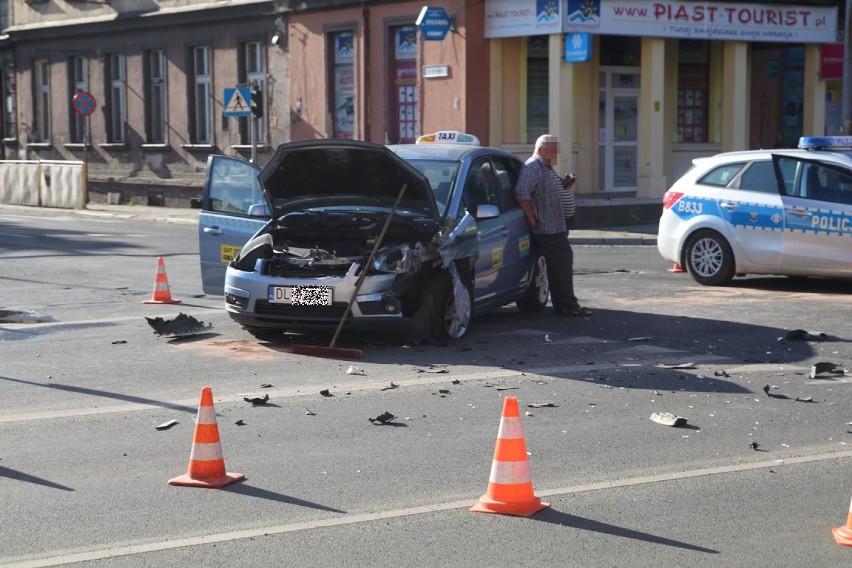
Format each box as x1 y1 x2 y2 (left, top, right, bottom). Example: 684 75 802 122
424 271 472 341
516 254 549 312
684 229 735 286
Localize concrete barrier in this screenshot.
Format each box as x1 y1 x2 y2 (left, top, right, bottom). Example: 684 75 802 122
0 160 87 209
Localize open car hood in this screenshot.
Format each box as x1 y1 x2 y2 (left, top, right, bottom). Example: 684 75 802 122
259 139 438 220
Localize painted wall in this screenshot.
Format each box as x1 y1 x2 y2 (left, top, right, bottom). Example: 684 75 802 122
289 1 488 144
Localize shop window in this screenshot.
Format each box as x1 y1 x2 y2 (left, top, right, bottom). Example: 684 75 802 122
389 25 417 144
69 56 87 144
239 41 265 145
330 30 355 139
600 36 640 67
33 59 50 143
526 35 548 143
677 40 708 143
191 45 212 144
145 49 167 144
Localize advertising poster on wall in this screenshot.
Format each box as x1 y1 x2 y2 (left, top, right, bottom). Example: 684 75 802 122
484 0 562 39
334 31 355 138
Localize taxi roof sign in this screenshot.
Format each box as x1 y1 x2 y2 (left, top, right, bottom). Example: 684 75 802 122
416 131 480 145
798 136 852 150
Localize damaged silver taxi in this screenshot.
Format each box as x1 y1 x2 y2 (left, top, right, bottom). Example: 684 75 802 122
198 132 549 341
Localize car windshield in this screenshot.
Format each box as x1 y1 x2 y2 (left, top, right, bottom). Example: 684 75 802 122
402 159 460 217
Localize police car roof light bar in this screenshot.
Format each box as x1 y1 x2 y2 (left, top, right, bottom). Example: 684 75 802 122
798 136 852 150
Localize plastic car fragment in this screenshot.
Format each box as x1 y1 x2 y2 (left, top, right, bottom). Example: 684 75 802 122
368 411 397 425
809 362 847 379
145 313 212 338
762 385 789 399
649 412 687 427
244 394 270 406
780 329 827 342
155 419 178 431
656 362 697 369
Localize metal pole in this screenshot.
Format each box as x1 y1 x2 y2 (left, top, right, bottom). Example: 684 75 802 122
842 0 852 134
251 116 258 164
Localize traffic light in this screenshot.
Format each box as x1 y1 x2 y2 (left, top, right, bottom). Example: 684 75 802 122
251 86 263 118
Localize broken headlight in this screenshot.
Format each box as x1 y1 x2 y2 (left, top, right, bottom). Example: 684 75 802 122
372 244 413 274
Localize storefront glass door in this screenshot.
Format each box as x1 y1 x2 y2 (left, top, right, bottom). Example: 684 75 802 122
598 68 640 192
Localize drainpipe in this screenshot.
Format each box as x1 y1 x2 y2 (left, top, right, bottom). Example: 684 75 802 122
843 0 852 134
362 6 370 141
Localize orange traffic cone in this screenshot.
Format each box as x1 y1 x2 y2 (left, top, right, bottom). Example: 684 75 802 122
833 495 852 546
144 256 181 304
667 262 685 273
471 396 549 517
169 387 244 488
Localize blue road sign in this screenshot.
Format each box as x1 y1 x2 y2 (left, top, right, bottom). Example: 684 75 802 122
416 6 451 41
223 87 252 117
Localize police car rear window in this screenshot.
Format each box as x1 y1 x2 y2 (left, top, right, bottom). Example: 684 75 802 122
737 161 778 193
698 163 745 187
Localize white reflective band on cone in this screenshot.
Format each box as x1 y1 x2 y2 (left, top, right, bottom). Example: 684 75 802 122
488 459 531 484
197 406 217 424
497 417 524 440
189 442 224 462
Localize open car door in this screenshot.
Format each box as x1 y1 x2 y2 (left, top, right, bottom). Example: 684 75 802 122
198 155 269 294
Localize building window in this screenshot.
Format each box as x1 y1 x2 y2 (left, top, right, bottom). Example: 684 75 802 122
330 30 355 139
389 25 417 144
145 49 167 144
33 59 51 143
526 36 548 143
677 40 709 143
240 41 265 144
192 46 212 144
69 56 88 143
4 63 17 142
106 53 127 143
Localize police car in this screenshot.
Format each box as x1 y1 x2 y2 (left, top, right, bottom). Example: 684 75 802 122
657 136 852 285
198 132 549 341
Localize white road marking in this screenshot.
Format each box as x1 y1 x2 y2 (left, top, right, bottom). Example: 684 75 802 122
5 448 852 568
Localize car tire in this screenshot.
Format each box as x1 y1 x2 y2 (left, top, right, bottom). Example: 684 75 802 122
424 271 472 341
516 254 549 312
684 229 735 286
243 326 282 341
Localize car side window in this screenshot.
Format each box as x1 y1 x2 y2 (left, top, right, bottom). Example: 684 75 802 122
209 158 263 215
799 162 852 205
490 155 521 211
463 157 500 213
697 163 745 187
737 161 779 194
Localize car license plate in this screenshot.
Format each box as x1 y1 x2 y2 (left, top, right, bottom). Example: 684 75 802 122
268 286 333 305
220 244 242 263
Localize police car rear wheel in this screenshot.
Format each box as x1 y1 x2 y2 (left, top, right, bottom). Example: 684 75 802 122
685 230 735 286
516 254 549 312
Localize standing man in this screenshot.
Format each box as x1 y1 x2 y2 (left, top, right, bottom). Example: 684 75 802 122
515 134 591 317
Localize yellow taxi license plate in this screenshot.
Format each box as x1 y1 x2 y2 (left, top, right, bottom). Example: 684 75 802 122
220 244 242 263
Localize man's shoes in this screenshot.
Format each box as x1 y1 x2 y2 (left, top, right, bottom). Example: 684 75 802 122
555 306 592 317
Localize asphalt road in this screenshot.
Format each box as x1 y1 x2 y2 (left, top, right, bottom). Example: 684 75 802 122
1 205 851 567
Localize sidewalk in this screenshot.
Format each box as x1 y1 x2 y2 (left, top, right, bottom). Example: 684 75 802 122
2 202 659 245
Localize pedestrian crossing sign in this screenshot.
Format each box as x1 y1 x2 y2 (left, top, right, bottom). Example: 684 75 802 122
223 87 252 117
